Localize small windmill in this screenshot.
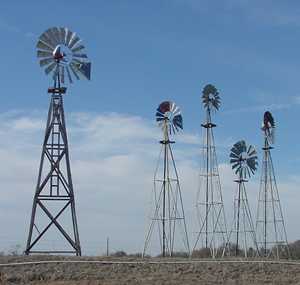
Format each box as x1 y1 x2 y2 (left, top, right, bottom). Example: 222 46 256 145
25 27 91 255
255 111 290 259
193 84 228 258
226 140 259 257
143 101 190 257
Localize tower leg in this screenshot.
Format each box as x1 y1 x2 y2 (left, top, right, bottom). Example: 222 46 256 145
193 111 228 258
25 94 81 255
143 128 190 257
255 141 290 259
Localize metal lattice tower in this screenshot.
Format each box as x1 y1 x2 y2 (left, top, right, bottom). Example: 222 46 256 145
25 27 91 255
226 140 259 257
143 101 190 257
193 84 228 258
255 111 290 259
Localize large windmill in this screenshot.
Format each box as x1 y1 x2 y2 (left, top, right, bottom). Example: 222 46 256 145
226 140 259 257
25 27 91 255
143 101 190 257
255 111 290 259
193 84 228 258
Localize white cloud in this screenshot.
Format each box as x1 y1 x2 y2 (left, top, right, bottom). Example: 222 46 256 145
0 110 298 255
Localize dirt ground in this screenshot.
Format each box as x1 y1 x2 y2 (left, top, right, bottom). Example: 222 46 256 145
1 256 300 285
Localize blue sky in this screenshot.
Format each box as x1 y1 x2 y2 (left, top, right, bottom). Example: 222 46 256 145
0 1 300 254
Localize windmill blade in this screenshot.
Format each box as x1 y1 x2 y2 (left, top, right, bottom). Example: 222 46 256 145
69 35 81 49
39 57 54 67
171 124 176 134
37 40 54 52
246 166 251 178
65 66 73 84
230 146 241 157
235 166 241 175
247 158 257 172
73 52 88 59
52 65 59 81
230 158 239 164
247 145 256 157
72 44 85 53
46 28 60 47
230 152 239 159
173 114 183 130
45 62 56 75
58 27 66 44
155 101 182 134
67 31 77 47
40 31 56 49
69 63 80 80
52 27 61 45
61 66 65 84
232 162 240 170
37 27 91 84
37 50 53 58
156 111 164 118
248 149 257 158
65 29 74 46
230 140 257 179
76 62 91 80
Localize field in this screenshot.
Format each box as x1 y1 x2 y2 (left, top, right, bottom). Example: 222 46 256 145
1 256 300 285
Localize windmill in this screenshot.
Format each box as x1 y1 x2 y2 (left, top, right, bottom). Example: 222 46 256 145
193 84 228 258
143 101 190 257
226 140 259 257
255 111 290 259
25 27 91 255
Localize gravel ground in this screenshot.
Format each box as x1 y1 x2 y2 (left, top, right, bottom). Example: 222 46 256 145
1 256 300 284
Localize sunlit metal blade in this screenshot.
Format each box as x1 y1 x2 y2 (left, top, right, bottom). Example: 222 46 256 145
45 62 56 75
246 167 251 178
173 114 183 130
45 28 59 47
37 50 53 58
52 27 61 45
39 31 56 49
156 111 164 118
171 124 176 134
70 63 80 80
58 27 66 44
39 57 54 67
67 31 77 47
37 40 53 52
69 35 81 49
65 29 73 46
230 152 239 159
65 66 73 84
232 162 240 170
235 166 241 175
71 44 85 53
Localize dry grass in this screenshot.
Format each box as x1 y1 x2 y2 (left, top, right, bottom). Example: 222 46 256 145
1 256 300 284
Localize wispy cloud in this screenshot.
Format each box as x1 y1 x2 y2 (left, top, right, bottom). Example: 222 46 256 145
0 110 298 255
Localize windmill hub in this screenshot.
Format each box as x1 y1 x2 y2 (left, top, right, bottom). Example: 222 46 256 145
37 27 91 83
53 45 72 64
